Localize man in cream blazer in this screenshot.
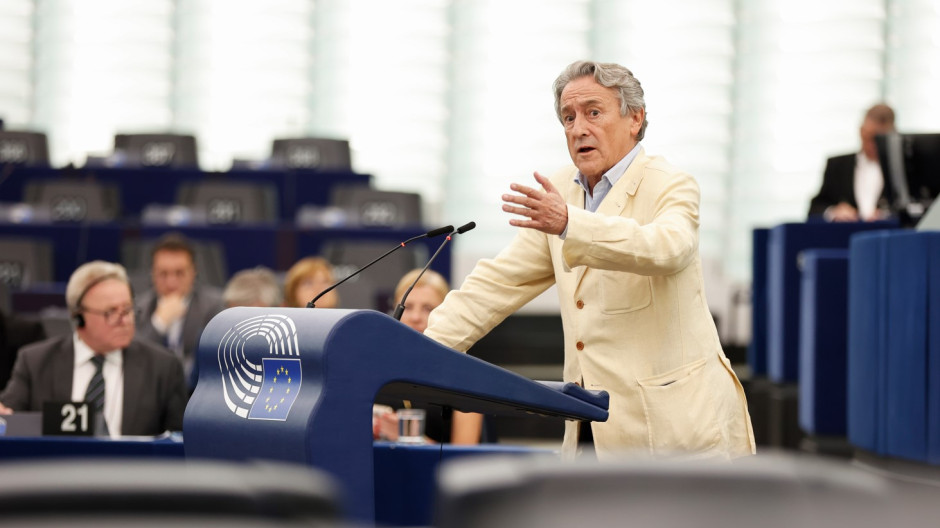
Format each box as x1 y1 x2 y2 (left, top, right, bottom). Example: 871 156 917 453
424 60 755 459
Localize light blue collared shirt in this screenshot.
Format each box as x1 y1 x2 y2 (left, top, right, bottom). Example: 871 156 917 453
575 142 642 213
560 143 642 239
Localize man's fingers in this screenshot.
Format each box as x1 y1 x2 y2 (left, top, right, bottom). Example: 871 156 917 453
509 183 541 198
534 172 557 194
502 203 534 217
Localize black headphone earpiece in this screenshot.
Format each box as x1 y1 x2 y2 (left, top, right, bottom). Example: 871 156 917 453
73 312 85 328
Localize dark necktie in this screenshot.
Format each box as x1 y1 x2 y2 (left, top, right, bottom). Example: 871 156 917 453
84 355 109 434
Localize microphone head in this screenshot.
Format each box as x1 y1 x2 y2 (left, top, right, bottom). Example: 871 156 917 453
457 221 476 234
425 225 454 238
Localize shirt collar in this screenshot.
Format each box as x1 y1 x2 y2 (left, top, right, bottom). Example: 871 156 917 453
73 332 123 366
573 142 642 195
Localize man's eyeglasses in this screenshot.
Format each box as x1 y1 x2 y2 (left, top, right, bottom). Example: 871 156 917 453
80 306 137 325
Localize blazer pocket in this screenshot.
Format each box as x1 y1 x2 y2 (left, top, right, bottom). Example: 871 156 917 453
600 272 651 314
636 357 721 455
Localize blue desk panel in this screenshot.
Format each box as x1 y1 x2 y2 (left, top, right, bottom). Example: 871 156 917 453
0 436 185 459
847 231 891 454
885 233 930 462
749 228 770 376
929 235 940 465
798 249 849 437
1 166 371 222
373 442 551 526
767 222 897 383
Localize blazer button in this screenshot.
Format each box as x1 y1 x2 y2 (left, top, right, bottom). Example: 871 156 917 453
576 341 584 351
576 300 584 309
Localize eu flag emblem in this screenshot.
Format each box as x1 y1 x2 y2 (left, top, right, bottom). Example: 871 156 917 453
248 358 302 421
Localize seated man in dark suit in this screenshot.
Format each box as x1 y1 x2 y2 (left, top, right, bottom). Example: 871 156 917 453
0 307 47 391
134 233 224 383
808 103 896 222
0 261 187 436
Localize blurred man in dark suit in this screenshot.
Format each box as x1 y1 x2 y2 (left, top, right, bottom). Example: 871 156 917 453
0 307 46 391
808 104 896 222
135 233 224 382
0 261 187 436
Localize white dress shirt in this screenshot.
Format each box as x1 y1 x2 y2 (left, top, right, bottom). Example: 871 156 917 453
854 151 884 221
72 334 124 437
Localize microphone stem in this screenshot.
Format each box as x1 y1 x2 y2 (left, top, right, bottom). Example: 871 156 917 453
393 234 452 320
307 243 404 308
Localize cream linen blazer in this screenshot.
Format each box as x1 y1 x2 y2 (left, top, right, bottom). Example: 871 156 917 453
424 149 755 459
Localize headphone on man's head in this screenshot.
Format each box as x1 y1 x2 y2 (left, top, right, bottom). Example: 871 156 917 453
71 272 126 328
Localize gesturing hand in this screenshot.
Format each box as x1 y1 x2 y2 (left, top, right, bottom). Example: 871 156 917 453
502 172 568 235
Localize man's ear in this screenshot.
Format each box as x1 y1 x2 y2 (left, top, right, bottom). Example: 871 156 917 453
630 109 645 136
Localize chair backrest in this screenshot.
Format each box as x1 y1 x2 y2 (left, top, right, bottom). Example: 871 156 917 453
330 186 422 227
176 181 279 224
434 453 905 528
122 237 228 289
322 240 421 310
0 131 49 166
114 133 199 169
0 459 344 526
23 180 121 222
0 237 54 289
271 137 351 170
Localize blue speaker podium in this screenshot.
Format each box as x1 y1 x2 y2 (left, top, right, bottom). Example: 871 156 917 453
183 308 609 522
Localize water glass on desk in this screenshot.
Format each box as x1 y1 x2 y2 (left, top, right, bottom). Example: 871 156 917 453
397 409 426 444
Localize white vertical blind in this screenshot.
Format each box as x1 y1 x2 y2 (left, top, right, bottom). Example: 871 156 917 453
173 0 315 170
592 0 736 268
447 0 590 266
728 0 886 279
5 0 940 288
310 0 451 217
31 0 175 167
884 0 940 132
0 0 34 128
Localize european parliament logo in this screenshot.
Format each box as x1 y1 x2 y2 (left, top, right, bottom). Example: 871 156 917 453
217 314 302 421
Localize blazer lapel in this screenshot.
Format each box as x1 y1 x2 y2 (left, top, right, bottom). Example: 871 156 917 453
121 342 145 433
569 148 649 291
52 338 75 401
595 147 648 218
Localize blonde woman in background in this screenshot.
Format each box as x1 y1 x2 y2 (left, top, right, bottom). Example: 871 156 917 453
284 257 339 308
374 269 485 444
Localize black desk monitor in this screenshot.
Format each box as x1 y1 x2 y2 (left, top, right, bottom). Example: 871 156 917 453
876 132 940 226
271 137 351 170
114 133 199 169
0 131 49 167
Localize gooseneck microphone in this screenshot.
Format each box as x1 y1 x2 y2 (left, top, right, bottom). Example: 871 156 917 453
393 221 475 321
306 225 453 308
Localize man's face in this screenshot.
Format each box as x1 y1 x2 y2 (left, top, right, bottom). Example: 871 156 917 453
560 76 643 181
77 278 135 353
151 249 196 297
860 117 894 161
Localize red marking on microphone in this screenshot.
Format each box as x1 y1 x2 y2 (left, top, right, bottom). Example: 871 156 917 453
446 235 452 241
400 242 406 247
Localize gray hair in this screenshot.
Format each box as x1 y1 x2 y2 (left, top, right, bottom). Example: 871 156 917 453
66 261 130 312
223 267 283 307
553 60 649 141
